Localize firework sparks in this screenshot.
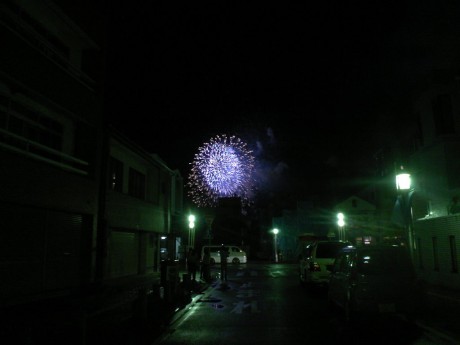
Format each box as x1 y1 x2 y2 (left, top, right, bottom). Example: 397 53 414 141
188 134 255 207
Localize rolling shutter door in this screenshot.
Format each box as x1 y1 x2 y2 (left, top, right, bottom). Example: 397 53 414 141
44 211 82 290
0 203 83 300
109 231 139 278
0 203 46 298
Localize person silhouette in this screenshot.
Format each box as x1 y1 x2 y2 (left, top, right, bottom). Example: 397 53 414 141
187 248 198 281
201 247 211 282
220 245 229 282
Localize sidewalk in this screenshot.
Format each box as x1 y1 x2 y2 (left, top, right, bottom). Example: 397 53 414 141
1 263 211 345
83 265 212 345
414 283 460 344
108 270 213 345
425 283 460 304
166 276 212 326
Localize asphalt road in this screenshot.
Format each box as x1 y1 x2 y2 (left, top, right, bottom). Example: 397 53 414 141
151 262 460 345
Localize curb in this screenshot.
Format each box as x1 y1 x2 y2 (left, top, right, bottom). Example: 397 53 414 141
150 283 214 345
426 290 460 304
415 321 460 345
168 282 213 326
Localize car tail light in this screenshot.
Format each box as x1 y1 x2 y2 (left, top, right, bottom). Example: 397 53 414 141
309 262 321 271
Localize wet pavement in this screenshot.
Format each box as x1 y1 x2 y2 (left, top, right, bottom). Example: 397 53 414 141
153 268 460 345
414 284 460 344
2 263 460 345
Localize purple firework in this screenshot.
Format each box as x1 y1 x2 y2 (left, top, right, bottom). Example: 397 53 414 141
188 134 255 207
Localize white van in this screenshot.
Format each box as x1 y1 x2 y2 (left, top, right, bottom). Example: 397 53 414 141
201 245 247 265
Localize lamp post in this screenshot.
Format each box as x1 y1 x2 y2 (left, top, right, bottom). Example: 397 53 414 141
272 228 279 263
337 212 345 241
396 169 414 259
204 214 214 245
188 214 195 248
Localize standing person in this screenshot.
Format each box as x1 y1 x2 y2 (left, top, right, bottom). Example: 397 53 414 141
187 248 198 281
220 245 229 282
201 247 211 282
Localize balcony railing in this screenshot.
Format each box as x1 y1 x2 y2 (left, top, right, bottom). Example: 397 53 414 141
0 127 88 175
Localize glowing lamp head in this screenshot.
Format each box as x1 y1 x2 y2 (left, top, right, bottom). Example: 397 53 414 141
337 212 345 227
396 173 411 191
188 214 195 229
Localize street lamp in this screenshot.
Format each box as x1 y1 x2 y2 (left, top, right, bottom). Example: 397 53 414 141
188 214 195 248
396 169 415 259
337 212 345 241
272 228 279 263
396 172 411 191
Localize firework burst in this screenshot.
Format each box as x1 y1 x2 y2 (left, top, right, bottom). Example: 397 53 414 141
187 134 255 208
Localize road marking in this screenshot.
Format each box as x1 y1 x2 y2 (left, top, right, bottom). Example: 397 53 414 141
270 270 284 277
236 289 257 298
230 300 259 314
251 300 260 313
230 301 250 314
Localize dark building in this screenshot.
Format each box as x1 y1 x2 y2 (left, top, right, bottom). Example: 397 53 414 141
0 4 188 344
0 0 105 306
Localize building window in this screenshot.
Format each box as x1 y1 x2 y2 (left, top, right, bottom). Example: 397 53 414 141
449 235 458 273
108 157 123 192
0 89 88 175
129 167 145 199
4 1 70 65
0 97 63 153
432 237 439 271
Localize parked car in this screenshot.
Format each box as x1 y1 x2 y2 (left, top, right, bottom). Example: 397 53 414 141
327 244 425 322
201 245 247 265
299 240 351 288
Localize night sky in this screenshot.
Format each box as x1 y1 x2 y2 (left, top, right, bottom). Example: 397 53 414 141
105 1 460 207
